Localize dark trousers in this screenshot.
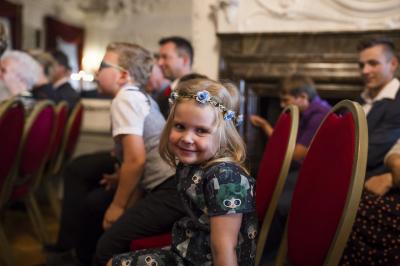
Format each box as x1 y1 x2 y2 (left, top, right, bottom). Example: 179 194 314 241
57 151 115 251
93 176 185 266
56 152 185 265
263 169 300 262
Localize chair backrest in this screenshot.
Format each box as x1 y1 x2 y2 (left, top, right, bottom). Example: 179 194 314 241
0 99 25 208
255 105 299 266
47 101 69 164
277 100 368 266
53 101 84 174
11 100 55 200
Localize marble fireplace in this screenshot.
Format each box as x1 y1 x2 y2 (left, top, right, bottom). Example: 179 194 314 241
218 30 400 175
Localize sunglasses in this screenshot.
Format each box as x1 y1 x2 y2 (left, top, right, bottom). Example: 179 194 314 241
99 61 127 72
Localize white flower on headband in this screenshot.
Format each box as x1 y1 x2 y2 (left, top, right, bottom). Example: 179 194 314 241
195 90 211 104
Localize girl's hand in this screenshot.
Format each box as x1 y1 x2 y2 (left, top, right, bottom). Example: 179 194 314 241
100 163 120 190
364 173 393 196
102 202 124 230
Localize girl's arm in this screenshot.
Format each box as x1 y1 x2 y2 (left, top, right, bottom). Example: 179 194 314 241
210 213 243 266
103 134 146 229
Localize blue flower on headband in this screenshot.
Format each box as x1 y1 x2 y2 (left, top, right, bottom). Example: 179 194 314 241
224 110 236 121
236 114 244 126
196 90 211 104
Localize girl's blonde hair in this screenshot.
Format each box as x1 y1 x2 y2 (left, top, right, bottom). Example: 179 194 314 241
159 78 248 172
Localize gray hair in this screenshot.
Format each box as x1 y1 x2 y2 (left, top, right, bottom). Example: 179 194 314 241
1 50 42 90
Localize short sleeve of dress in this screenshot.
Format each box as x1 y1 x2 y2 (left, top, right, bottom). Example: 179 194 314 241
203 162 256 216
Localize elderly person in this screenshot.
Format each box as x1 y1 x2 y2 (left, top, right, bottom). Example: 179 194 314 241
0 50 42 111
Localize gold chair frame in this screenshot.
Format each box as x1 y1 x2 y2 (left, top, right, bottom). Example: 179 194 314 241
275 99 368 266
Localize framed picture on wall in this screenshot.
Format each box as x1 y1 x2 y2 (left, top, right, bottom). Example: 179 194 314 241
0 0 22 50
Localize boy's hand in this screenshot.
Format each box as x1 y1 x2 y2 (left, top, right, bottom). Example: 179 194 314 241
364 173 393 196
100 163 120 190
103 203 124 230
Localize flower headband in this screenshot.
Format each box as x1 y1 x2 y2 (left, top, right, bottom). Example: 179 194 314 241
169 90 243 126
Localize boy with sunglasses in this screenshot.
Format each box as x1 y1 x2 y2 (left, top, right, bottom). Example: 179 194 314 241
47 42 185 266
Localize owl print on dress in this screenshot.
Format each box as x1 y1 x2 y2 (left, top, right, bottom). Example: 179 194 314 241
175 228 194 258
119 258 132 266
136 254 161 266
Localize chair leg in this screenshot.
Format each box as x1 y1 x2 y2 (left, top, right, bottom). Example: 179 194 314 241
44 178 61 219
0 223 15 266
24 194 50 244
274 225 289 266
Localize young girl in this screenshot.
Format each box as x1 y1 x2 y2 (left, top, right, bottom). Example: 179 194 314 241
109 78 258 265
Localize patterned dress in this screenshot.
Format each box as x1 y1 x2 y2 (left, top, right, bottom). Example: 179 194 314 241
112 162 258 266
340 189 400 265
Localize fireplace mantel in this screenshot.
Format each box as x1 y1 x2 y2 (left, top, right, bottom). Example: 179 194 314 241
218 30 400 174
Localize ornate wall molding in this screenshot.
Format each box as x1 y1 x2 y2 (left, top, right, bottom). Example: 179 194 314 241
217 0 400 33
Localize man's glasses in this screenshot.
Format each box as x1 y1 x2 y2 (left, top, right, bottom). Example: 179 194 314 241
99 61 127 72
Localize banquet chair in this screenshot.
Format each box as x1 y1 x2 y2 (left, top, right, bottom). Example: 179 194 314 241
41 101 68 218
130 105 299 266
275 100 368 266
0 98 25 266
9 100 55 244
52 101 84 175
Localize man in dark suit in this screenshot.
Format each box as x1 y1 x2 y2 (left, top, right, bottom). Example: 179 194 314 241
156 36 193 118
51 50 80 110
356 36 400 178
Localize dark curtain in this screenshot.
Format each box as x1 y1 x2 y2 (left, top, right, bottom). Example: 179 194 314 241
45 16 85 69
0 0 22 49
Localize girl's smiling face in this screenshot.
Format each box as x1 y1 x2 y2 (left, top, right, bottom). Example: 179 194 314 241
169 100 219 165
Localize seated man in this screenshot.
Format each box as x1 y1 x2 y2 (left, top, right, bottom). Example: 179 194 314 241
354 36 400 178
341 140 400 264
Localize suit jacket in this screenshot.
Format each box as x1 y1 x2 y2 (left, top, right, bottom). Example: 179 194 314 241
356 87 400 178
54 81 80 112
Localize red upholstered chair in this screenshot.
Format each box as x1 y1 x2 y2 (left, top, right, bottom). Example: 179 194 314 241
129 106 299 264
9 100 56 243
41 101 69 218
53 101 84 175
275 100 368 266
0 98 25 266
255 105 299 266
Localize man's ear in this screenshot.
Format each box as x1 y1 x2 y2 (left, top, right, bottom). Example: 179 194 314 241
181 53 190 66
390 56 399 73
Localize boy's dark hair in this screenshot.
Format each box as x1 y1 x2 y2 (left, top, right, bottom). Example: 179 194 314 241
357 36 398 60
159 36 194 66
51 50 71 70
280 74 317 101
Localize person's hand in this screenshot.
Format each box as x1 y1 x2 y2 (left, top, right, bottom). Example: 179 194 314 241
250 115 273 136
102 203 124 230
364 173 393 196
100 164 120 190
250 115 268 128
